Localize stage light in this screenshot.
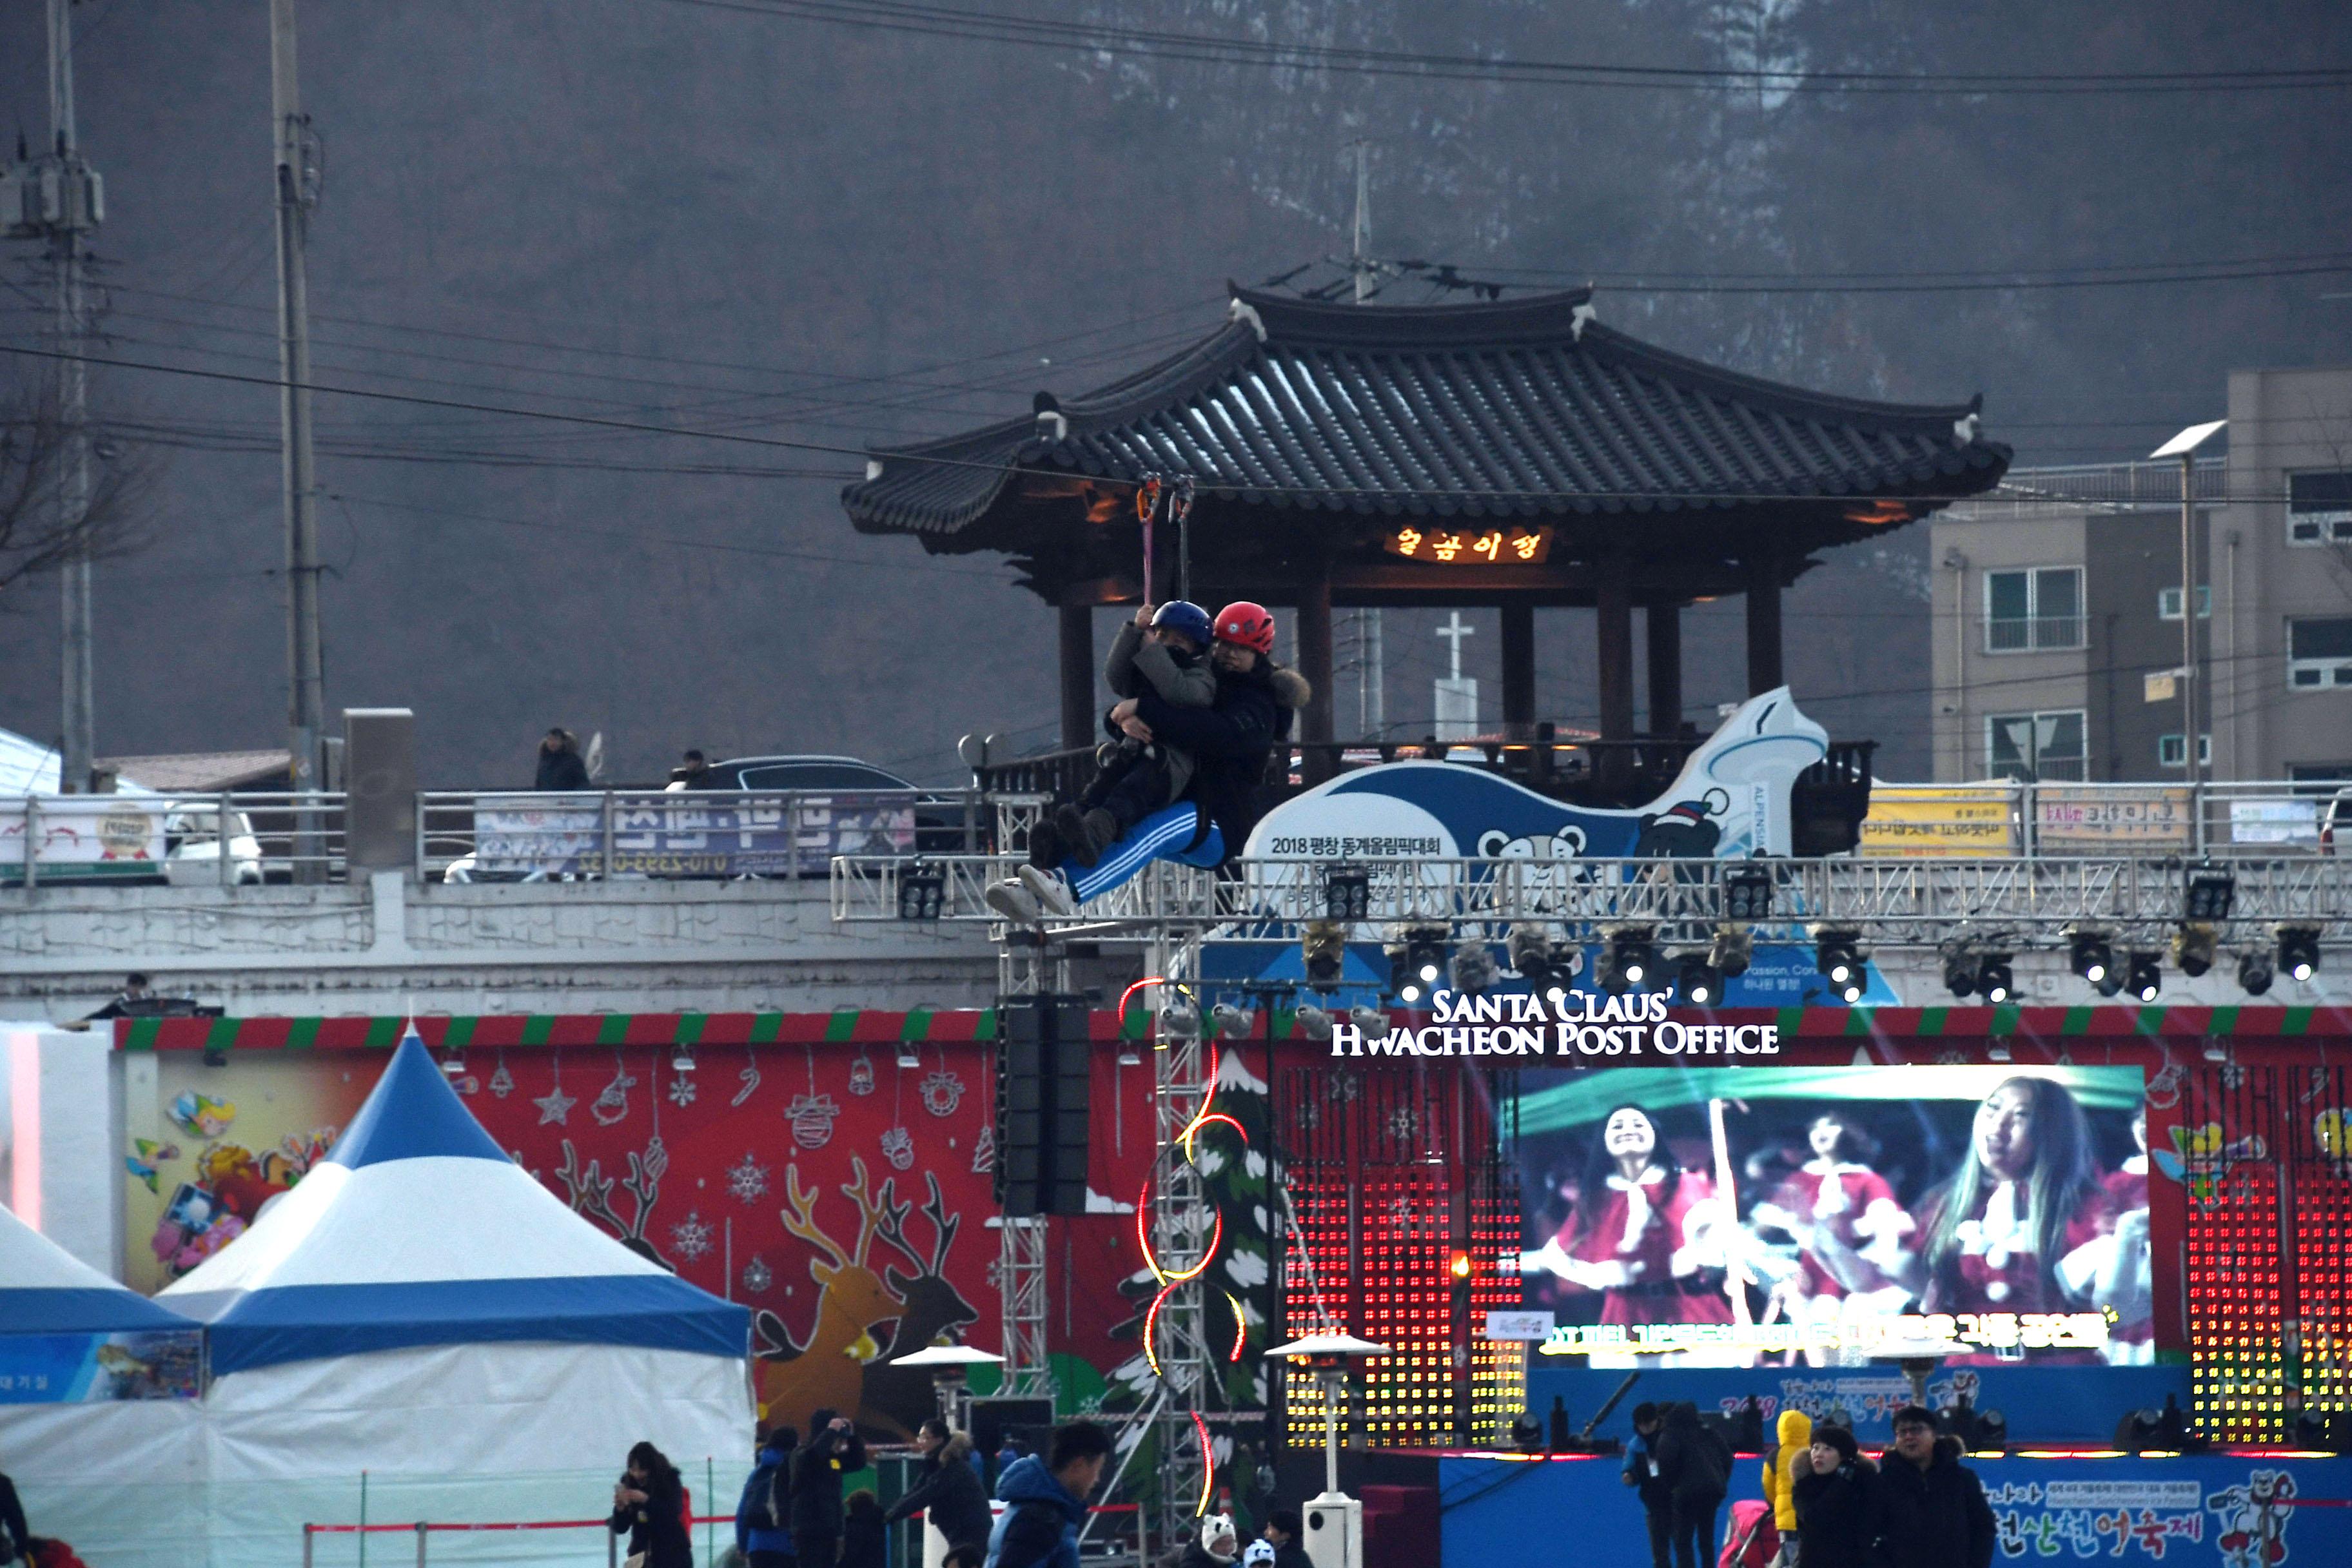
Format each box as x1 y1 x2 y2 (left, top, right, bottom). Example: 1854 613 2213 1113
2238 949 2275 996
1709 925 1753 979
2293 1409 2352 1454
896 860 945 921
2173 923 2218 979
2184 863 2235 923
1673 954 1723 1007
1508 1411 1544 1453
1507 925 1554 986
1449 944 1500 996
1348 1004 1388 1037
1812 928 1866 1003
1211 1003 1253 1039
2278 924 2321 983
1161 1002 1202 1039
1721 863 1773 921
2126 952 2162 1004
1599 928 1656 995
1295 1003 1334 1041
1302 920 1346 989
1323 864 1371 922
1941 941 1977 999
1976 953 2014 1004
2068 927 2119 995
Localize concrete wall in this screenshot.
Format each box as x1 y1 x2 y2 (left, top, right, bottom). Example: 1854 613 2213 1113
2224 364 2352 780
0 873 1006 1020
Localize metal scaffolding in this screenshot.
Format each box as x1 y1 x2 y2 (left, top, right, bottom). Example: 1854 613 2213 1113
996 1214 1054 1400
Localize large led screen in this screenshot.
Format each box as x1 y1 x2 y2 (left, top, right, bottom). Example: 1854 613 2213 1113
1513 1066 2152 1367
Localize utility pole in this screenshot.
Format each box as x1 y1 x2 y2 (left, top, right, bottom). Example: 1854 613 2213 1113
1349 139 1384 740
271 0 326 871
2152 421 2226 805
45 0 99 792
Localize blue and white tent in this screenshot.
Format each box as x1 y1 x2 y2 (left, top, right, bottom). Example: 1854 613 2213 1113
161 1032 752 1491
0 1200 205 1565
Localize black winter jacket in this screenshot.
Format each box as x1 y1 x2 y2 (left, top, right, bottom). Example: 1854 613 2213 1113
536 746 591 790
1874 1440 1995 1568
609 1471 693 1568
1652 1405 1733 1504
888 1435 995 1551
790 1426 871 1538
1791 1458 1881 1568
1132 660 1305 852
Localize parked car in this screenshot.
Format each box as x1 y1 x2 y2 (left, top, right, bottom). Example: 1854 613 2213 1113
162 804 264 885
707 755 979 854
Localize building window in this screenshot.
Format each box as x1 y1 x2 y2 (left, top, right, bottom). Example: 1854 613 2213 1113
1986 710 2088 781
2288 471 2352 545
1984 567 2084 652
2157 585 2212 620
2157 733 2212 769
2288 616 2352 689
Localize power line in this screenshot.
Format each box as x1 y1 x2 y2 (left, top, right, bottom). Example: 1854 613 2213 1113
648 0 2352 95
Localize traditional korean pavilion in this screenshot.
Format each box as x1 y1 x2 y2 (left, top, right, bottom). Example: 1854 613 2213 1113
843 284 2010 754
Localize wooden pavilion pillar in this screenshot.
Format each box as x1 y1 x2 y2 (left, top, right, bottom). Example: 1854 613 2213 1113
1647 600 1682 736
1296 567 1336 763
1745 552 1785 694
1596 551 1635 742
1500 602 1536 736
1059 602 1095 751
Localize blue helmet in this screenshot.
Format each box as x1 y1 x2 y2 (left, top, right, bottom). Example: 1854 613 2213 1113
1150 600 1214 650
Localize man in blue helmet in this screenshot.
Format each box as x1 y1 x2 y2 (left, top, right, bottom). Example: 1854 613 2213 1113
1029 600 1217 869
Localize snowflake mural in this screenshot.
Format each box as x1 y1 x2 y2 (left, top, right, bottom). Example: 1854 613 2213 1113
741 1255 772 1295
668 1071 698 1109
727 1152 771 1204
669 1209 713 1263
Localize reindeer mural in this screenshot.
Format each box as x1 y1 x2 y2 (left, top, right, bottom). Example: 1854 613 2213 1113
554 1138 668 1267
862 1172 984 1433
754 1158 913 1439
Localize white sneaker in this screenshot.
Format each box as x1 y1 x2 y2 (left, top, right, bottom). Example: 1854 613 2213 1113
983 878 1041 925
1017 864 1079 919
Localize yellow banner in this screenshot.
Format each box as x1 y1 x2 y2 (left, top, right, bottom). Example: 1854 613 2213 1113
1857 788 2018 856
2034 785 2192 850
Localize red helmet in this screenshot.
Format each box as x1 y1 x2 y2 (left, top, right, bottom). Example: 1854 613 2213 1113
1213 601 1277 654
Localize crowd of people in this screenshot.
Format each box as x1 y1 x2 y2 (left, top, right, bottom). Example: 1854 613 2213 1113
985 598 1309 923
634 1416 1313 1568
1624 1402 1995 1568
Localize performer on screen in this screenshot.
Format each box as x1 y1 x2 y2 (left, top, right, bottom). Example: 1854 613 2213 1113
2097 1103 2155 1362
1899 1075 2148 1358
1748 1113 1916 1354
1518 1104 1735 1342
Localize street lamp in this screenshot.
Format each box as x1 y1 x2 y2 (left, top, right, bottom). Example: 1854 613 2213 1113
1266 1333 1393 1568
887 1343 1006 1429
2150 420 2226 793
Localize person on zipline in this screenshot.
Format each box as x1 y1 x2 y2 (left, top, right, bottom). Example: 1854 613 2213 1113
1027 599 1217 870
985 600 1308 921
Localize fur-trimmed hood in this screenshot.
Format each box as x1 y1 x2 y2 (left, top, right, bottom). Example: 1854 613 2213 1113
941 1431 975 1465
1269 665 1312 710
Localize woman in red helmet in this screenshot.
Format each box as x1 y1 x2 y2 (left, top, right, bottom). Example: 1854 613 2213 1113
988 601 1309 919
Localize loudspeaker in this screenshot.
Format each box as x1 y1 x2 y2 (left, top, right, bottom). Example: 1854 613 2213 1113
994 994 1091 1217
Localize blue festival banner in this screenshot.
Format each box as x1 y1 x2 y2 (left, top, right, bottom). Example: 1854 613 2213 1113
0 1330 202 1403
1441 1451 2351 1568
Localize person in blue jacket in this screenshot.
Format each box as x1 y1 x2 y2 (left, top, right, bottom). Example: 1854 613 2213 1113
734 1426 798 1568
984 1422 1113 1568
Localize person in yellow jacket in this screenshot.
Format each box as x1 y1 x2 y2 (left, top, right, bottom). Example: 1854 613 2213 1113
1759 1408 1813 1567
